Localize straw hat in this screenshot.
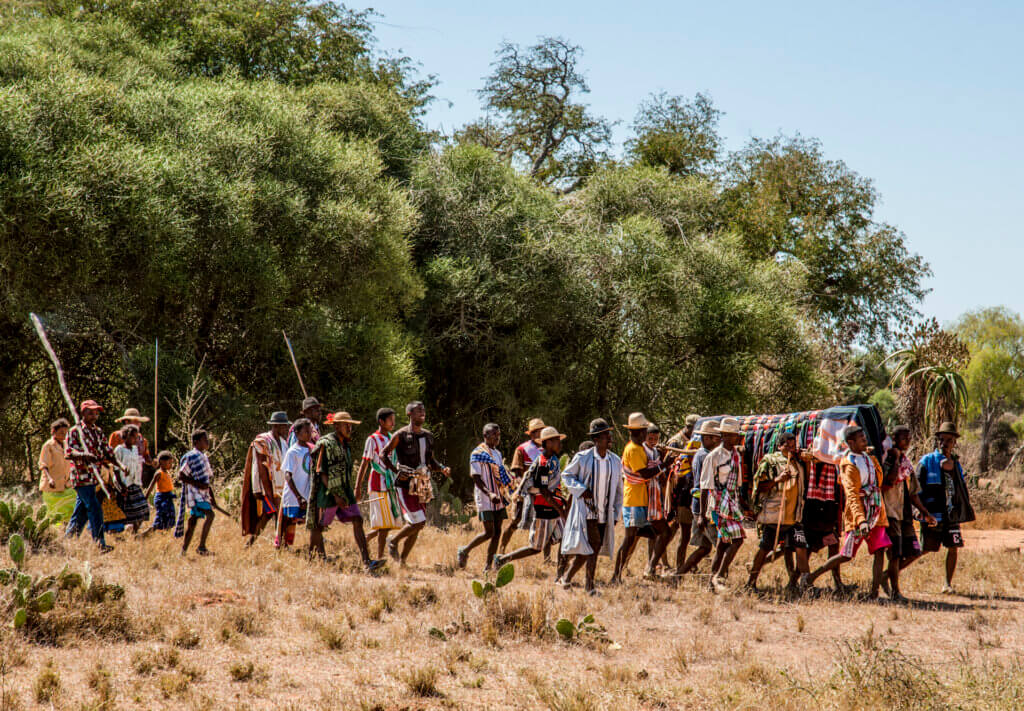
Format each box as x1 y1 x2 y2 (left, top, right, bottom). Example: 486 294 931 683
695 420 720 437
116 407 149 423
935 421 960 438
717 417 741 435
326 411 361 426
624 412 652 430
538 426 567 442
685 414 700 426
525 418 546 435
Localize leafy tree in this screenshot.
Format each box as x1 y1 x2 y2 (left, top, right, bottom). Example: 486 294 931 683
561 170 828 426
886 319 970 442
32 0 433 179
721 135 930 343
461 37 612 191
564 163 719 240
626 92 722 177
0 13 422 470
954 307 1024 472
407 144 578 469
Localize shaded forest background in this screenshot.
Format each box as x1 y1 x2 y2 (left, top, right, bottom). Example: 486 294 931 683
4 0 1019 490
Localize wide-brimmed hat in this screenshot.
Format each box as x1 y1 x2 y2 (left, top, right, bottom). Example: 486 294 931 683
267 411 291 426
624 412 652 430
525 417 546 434
685 414 700 426
327 411 361 426
935 421 960 438
80 400 103 412
891 424 911 437
538 426 567 442
588 418 613 437
717 417 741 435
116 407 150 423
695 420 720 437
301 397 321 411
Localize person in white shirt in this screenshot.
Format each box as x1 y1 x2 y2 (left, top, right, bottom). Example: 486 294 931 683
457 423 509 572
558 419 623 595
278 418 313 549
113 425 149 534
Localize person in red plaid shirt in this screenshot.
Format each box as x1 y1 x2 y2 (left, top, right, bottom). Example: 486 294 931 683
64 400 116 552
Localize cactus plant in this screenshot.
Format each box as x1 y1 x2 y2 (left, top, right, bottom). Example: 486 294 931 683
0 498 55 550
2 533 62 630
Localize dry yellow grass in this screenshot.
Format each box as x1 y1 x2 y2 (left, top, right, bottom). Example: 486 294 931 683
3 517 1024 709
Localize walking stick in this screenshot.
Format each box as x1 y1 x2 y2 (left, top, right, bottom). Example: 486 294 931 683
30 313 111 499
772 463 793 554
153 338 159 453
282 330 308 400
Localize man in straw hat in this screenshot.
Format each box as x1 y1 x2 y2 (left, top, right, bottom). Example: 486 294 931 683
677 419 721 576
610 412 670 584
494 425 568 569
916 421 972 594
694 416 746 592
499 417 547 554
64 399 117 552
558 418 623 594
799 425 890 598
308 411 384 569
241 411 291 546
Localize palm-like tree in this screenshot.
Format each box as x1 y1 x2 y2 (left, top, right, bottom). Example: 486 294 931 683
886 348 968 436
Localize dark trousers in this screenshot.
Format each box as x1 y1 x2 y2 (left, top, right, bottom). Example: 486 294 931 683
67 485 105 545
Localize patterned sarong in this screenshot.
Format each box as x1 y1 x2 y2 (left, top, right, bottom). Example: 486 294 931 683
709 450 745 542
120 484 150 525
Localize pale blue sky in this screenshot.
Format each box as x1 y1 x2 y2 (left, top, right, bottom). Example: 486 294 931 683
372 1 1022 325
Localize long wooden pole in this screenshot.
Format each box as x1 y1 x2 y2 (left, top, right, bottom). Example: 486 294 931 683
30 313 111 498
282 330 308 400
153 339 159 453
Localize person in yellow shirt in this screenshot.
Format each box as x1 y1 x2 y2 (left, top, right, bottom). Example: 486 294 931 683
610 412 669 583
38 418 75 523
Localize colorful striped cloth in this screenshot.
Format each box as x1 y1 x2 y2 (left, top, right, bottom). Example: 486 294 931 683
710 448 745 541
174 448 212 538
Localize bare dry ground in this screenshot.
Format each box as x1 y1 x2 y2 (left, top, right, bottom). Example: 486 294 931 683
3 516 1024 711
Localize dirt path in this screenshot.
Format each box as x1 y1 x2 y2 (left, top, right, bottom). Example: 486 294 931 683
964 527 1024 552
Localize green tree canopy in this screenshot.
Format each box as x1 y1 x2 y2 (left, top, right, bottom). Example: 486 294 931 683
626 92 722 177
954 307 1024 472
460 37 612 191
721 135 930 343
0 12 421 460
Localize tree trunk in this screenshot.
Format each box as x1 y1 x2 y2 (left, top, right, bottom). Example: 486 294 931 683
979 413 993 474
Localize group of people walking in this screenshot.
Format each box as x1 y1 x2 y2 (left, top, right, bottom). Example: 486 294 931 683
38 397 971 600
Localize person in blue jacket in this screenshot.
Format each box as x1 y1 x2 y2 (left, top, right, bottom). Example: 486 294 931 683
916 421 970 594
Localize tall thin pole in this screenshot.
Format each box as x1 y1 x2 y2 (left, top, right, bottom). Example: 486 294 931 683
282 330 308 400
153 338 159 453
30 312 110 498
